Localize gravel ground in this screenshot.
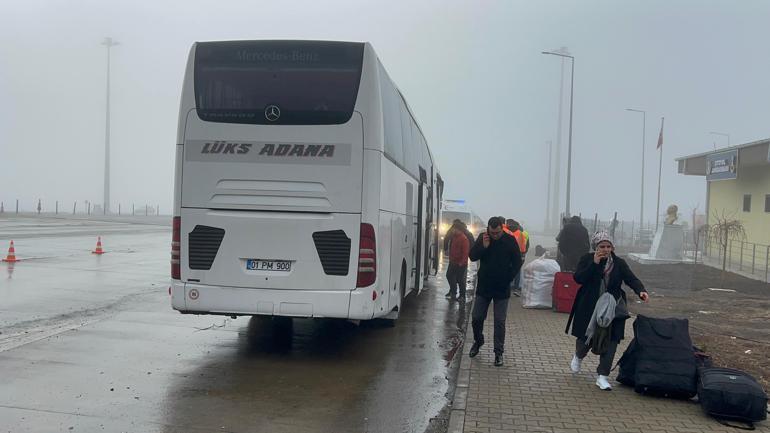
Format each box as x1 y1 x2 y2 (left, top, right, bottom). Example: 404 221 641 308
624 259 770 389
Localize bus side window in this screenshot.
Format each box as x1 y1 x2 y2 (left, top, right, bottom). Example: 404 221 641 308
380 64 404 166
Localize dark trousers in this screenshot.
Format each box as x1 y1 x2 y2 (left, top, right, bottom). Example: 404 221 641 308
575 337 619 376
513 257 525 289
560 253 581 272
471 295 509 355
446 263 467 297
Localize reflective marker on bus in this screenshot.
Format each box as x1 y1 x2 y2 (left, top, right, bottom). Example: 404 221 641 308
171 216 180 279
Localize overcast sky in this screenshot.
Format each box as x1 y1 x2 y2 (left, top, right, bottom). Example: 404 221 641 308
1 0 768 229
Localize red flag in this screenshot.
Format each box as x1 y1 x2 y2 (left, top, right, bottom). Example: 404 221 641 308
657 117 665 149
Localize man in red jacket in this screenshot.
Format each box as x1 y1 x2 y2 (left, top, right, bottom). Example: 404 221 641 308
444 221 470 301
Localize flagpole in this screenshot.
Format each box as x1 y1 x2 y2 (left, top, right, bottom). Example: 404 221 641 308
655 117 665 231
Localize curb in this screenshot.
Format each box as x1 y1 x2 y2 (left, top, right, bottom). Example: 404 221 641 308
447 299 475 433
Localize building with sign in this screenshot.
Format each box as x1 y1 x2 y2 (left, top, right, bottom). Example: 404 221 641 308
676 138 770 245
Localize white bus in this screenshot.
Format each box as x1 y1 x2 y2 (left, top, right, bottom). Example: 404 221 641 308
440 200 485 240
171 40 443 322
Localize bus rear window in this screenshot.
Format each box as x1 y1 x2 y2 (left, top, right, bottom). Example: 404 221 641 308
194 41 364 125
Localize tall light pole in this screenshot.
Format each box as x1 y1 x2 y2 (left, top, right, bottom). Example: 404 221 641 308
551 48 567 230
102 37 119 215
626 108 646 232
545 140 553 229
543 50 575 216
709 131 730 149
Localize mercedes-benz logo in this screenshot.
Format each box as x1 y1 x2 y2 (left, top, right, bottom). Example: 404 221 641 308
265 104 281 121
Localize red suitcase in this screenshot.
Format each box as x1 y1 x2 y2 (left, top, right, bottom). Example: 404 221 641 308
552 272 581 313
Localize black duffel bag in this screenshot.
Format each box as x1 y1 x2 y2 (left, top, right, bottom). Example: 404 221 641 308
616 338 637 387
699 367 768 430
616 315 697 399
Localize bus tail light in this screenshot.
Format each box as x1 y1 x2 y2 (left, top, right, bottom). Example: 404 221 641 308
356 223 376 288
171 216 181 279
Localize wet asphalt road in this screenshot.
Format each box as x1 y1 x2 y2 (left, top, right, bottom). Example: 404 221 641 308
0 215 470 433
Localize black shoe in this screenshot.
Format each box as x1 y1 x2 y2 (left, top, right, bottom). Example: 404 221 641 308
494 354 503 367
469 341 482 358
444 292 454 299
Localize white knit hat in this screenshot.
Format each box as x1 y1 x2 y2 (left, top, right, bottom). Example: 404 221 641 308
591 231 614 249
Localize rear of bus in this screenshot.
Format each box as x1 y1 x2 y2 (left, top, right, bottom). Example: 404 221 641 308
171 40 381 320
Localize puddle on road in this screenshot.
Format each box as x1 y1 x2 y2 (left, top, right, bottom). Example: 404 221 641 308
160 275 473 433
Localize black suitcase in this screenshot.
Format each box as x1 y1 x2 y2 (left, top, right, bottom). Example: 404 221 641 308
617 315 697 398
616 339 637 387
698 367 768 428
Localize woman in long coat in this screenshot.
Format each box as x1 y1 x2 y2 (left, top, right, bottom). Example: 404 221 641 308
566 231 649 390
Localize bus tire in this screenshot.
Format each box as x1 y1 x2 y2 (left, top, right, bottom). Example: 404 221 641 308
380 262 406 326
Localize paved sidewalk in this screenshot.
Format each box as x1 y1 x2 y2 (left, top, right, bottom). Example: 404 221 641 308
449 296 770 433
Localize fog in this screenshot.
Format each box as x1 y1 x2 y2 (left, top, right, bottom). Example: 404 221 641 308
2 0 769 230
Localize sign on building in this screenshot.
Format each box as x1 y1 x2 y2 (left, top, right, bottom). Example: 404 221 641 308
706 149 738 181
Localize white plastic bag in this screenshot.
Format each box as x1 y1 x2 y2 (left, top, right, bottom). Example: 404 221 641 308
521 255 560 309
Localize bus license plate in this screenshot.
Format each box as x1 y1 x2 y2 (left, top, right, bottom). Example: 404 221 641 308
246 259 292 272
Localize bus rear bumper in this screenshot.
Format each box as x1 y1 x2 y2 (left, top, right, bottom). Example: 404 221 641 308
170 281 376 320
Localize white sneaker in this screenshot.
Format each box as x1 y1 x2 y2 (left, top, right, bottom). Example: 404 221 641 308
596 375 612 390
570 355 582 373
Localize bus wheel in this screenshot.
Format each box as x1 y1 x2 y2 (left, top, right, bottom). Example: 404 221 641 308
380 262 406 327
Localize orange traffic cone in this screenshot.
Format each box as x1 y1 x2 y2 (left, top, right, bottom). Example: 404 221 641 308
3 240 19 262
92 236 105 255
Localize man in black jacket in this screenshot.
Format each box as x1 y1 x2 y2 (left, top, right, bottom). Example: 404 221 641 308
468 217 522 366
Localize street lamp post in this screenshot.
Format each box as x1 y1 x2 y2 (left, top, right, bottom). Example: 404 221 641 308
543 50 575 216
545 140 553 229
626 108 646 235
102 37 119 215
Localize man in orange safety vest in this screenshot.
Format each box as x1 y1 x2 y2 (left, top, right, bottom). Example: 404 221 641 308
506 219 529 294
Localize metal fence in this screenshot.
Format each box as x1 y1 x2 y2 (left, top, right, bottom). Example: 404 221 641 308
557 212 769 283
698 231 770 283
0 199 161 216
577 214 654 251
